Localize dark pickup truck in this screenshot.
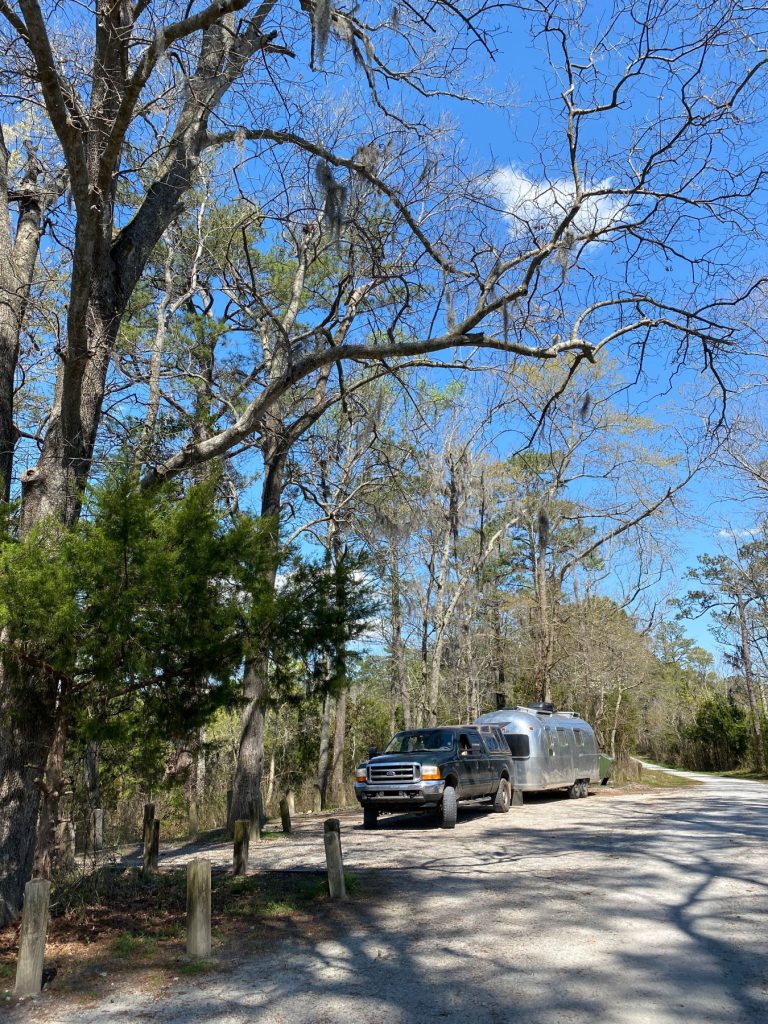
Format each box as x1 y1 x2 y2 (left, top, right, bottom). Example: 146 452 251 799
354 724 515 829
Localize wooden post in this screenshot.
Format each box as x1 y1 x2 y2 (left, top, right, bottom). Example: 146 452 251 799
286 788 295 817
14 879 51 997
323 818 346 900
186 859 211 958
279 797 292 834
145 819 160 872
511 788 524 806
233 819 249 876
248 798 262 844
142 803 155 869
226 788 233 827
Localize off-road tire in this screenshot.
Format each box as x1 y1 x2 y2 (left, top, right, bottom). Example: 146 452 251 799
363 806 379 829
493 778 511 813
440 786 458 829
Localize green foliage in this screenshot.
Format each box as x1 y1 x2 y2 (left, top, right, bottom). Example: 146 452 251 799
0 470 376 795
676 695 749 772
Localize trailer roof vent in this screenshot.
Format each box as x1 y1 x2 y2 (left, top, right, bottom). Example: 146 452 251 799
525 702 555 715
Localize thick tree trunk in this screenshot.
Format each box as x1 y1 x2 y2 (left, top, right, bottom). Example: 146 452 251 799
229 655 267 830
32 694 68 880
0 670 55 926
229 442 285 828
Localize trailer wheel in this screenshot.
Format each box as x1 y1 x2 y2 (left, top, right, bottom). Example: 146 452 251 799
363 807 379 829
439 786 458 829
493 778 511 813
579 780 589 798
568 781 581 799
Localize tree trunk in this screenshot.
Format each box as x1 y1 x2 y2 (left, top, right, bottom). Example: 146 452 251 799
315 690 332 811
390 555 411 728
330 689 347 806
533 514 553 704
32 688 68 881
84 743 103 852
265 746 276 810
0 671 54 925
229 442 285 828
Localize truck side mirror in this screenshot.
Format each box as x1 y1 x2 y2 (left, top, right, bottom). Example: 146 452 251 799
368 745 378 759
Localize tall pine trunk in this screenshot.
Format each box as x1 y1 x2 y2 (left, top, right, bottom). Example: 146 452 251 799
229 443 285 828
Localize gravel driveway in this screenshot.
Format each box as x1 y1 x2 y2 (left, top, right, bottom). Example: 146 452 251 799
11 771 768 1024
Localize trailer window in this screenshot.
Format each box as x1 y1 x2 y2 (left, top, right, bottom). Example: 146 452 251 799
505 734 530 758
574 730 584 747
545 728 556 756
557 728 569 747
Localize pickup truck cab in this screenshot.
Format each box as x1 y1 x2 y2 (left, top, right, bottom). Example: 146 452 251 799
354 725 515 829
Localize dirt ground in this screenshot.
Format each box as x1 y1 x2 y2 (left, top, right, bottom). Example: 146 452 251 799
4 770 767 1024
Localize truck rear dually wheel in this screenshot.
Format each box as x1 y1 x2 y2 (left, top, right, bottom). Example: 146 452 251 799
493 778 511 813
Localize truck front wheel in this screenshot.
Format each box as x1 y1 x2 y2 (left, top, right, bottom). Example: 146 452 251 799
363 806 379 829
439 787 458 829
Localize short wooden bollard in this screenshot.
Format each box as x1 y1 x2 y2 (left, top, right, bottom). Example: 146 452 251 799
511 788 524 807
186 859 211 958
279 797 292 834
14 878 51 997
233 819 249 875
248 798 262 843
144 819 160 872
286 788 295 816
323 818 346 900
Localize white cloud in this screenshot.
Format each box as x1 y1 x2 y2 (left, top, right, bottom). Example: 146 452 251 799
492 166 629 240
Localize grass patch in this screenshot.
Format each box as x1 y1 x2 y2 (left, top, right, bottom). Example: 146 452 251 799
0 865 341 1006
110 932 158 959
176 959 214 976
639 767 700 788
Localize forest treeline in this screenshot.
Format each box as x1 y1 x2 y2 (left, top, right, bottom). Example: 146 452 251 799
2 1 768 925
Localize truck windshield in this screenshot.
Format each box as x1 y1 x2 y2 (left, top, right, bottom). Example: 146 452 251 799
383 730 456 753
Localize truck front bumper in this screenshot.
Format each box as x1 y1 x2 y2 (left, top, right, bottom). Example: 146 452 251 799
354 780 445 809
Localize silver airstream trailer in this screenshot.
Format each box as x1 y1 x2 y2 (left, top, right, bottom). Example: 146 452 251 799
475 704 601 798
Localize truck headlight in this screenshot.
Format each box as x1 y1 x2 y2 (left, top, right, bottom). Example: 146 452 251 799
421 765 440 780
355 768 367 783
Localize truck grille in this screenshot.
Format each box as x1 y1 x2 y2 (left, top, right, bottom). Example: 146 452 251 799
368 763 418 784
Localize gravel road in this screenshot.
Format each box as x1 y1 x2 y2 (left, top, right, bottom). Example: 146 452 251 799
10 771 768 1024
